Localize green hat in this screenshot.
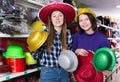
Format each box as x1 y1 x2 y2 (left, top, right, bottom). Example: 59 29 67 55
92 47 116 72
3 45 25 58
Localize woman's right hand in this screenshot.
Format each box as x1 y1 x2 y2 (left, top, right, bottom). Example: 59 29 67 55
75 49 89 56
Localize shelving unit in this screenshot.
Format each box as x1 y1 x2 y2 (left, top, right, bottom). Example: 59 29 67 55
98 24 120 40
0 32 29 38
23 0 49 6
0 67 40 82
108 38 120 40
0 0 43 82
98 24 120 32
15 0 48 10
98 23 120 82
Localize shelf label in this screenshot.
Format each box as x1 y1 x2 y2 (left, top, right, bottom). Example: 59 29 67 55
37 67 40 71
6 76 10 80
10 34 14 37
24 71 28 75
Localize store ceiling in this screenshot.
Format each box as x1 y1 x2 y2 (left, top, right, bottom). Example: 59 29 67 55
15 0 120 18
77 0 120 18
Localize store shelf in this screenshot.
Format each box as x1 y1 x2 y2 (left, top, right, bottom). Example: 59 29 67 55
98 24 120 32
15 0 43 10
0 32 29 38
108 38 120 40
23 0 49 6
0 67 41 82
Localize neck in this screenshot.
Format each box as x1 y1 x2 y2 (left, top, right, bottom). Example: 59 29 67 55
54 26 62 33
86 29 94 34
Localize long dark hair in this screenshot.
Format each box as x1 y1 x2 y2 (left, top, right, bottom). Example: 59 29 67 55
46 15 67 53
77 13 97 34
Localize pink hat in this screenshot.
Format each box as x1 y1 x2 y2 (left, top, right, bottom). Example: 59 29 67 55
38 3 75 25
73 51 103 82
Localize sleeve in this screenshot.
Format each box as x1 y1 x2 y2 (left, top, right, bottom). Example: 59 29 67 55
31 30 48 60
30 43 45 60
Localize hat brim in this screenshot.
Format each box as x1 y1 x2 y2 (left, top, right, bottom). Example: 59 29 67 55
92 47 116 72
38 3 75 25
58 50 78 72
28 32 48 51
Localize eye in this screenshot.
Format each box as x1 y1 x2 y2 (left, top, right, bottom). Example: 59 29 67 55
52 15 56 17
59 14 63 17
85 18 89 21
79 19 83 22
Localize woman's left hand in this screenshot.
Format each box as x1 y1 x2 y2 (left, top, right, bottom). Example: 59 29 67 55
102 70 112 76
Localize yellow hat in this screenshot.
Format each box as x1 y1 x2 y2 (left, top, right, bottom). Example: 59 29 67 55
27 31 48 51
31 21 44 31
75 8 96 21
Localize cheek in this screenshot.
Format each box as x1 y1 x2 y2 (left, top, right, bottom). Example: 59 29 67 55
60 17 64 21
79 22 83 26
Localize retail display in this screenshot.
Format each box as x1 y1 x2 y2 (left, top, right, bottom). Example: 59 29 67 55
25 52 37 65
0 0 120 82
0 0 41 81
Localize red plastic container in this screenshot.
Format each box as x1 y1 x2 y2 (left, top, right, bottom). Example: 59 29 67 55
5 58 26 72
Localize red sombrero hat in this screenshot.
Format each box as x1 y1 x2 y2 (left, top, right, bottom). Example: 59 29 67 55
73 51 103 82
38 3 76 25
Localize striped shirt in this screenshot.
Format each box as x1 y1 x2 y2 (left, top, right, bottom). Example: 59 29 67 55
31 31 72 67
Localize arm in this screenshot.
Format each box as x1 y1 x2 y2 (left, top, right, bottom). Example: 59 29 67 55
30 43 45 60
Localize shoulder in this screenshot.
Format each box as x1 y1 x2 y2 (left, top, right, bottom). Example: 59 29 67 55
96 31 107 37
73 32 80 37
96 31 109 41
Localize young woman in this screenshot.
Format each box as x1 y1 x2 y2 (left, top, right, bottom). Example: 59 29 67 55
31 3 75 82
72 8 110 82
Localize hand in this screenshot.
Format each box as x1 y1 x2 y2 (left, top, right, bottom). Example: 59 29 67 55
75 49 88 56
102 70 112 76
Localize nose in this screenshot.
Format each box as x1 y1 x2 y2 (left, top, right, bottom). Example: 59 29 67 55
56 16 60 20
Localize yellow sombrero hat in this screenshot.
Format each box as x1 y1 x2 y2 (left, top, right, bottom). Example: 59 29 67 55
27 31 48 51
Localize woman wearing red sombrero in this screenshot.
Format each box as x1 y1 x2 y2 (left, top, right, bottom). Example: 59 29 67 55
31 2 76 82
72 8 111 82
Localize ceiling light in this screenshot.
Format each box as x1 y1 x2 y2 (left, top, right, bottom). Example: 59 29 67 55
116 5 120 8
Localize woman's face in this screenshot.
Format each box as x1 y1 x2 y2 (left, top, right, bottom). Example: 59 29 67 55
51 10 64 27
79 14 93 33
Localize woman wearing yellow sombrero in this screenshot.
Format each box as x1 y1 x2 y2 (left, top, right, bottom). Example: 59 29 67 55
29 2 76 82
72 8 112 82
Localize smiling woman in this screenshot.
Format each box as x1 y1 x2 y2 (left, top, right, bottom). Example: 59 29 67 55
31 2 76 82
72 8 110 82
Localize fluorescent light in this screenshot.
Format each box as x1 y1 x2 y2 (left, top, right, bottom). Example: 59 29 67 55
116 5 120 8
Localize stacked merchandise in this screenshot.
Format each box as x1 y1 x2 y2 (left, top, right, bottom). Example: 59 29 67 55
0 55 11 77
